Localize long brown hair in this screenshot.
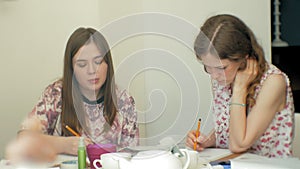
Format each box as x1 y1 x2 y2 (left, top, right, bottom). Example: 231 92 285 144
194 14 267 108
61 27 117 136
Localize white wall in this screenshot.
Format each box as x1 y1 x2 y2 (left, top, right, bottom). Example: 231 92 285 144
0 0 102 158
0 0 271 158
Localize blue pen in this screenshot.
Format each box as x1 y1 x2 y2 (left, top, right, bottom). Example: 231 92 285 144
210 161 231 169
221 164 231 169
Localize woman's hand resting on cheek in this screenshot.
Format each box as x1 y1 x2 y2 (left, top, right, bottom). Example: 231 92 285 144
233 58 258 92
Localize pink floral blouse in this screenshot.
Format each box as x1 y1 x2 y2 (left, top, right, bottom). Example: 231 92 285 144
22 80 139 148
212 63 294 157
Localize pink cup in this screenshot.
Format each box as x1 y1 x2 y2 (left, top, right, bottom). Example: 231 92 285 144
86 143 117 169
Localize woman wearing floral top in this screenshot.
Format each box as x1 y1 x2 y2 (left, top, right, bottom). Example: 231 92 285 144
6 27 139 162
186 14 294 157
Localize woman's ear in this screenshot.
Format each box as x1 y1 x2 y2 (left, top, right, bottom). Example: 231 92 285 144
238 54 250 70
238 58 247 70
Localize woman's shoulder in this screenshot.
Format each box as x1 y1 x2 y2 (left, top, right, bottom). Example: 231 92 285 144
263 63 290 85
116 87 135 105
42 79 63 96
115 86 137 117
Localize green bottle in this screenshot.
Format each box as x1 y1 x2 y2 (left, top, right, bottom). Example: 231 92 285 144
78 137 86 169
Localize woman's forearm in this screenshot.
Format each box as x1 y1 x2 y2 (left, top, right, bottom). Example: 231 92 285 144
17 130 78 156
229 89 249 151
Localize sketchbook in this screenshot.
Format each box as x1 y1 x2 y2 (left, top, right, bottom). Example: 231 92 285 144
197 148 233 162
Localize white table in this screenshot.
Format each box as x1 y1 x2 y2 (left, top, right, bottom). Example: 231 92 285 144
0 154 77 169
2 148 299 169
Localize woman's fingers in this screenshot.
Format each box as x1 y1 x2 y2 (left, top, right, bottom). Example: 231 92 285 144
186 130 196 147
85 137 94 145
186 130 207 151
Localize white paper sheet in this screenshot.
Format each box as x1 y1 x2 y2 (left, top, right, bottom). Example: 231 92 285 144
231 153 300 169
197 148 233 162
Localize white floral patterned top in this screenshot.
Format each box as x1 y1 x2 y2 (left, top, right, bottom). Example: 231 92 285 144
22 80 139 149
212 63 294 157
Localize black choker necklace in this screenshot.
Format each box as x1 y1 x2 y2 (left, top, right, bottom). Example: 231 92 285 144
81 95 104 104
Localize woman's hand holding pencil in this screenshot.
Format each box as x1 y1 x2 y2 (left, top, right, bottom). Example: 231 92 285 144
186 119 216 151
65 125 81 137
194 118 201 150
64 124 95 145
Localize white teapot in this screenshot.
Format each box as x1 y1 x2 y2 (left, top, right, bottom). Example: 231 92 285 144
95 152 132 169
99 149 190 169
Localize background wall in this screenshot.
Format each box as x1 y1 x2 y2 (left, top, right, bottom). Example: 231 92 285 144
0 0 102 158
0 0 271 158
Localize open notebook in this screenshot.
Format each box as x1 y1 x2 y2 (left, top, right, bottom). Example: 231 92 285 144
197 148 233 162
230 153 300 169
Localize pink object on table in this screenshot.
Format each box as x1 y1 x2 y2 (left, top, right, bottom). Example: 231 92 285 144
86 143 117 169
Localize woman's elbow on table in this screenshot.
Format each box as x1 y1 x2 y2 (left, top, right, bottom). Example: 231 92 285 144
229 142 249 154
